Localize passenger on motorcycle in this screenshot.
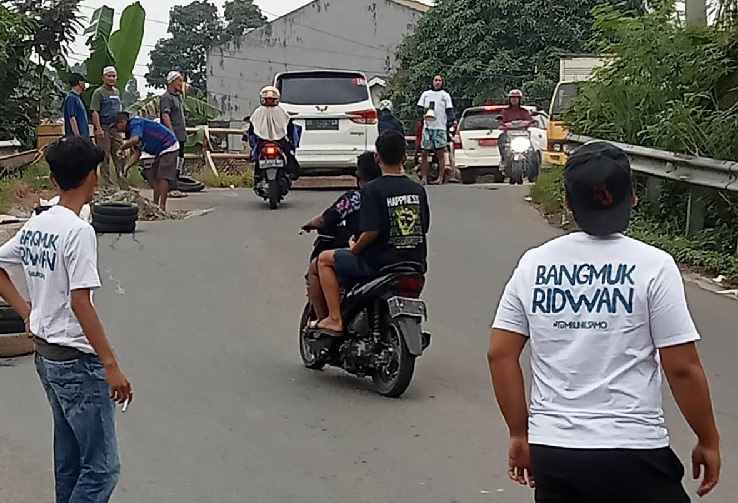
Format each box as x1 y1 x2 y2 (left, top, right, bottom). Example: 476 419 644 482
498 89 535 169
245 86 301 180
301 152 382 321
310 131 431 336
377 100 405 137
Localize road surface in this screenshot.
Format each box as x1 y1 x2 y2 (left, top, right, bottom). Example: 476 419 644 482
0 185 736 502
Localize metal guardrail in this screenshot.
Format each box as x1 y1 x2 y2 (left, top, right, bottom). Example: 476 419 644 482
566 134 738 192
565 134 738 239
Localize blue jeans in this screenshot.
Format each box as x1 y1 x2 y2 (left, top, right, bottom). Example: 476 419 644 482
35 353 120 503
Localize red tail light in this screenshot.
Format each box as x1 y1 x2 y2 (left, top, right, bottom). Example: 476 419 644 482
263 143 280 158
348 109 378 125
453 125 462 150
396 276 425 298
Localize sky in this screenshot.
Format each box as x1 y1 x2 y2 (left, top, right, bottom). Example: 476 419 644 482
69 0 432 95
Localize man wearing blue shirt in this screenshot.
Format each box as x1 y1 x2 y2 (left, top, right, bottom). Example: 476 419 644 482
116 112 179 211
63 73 89 138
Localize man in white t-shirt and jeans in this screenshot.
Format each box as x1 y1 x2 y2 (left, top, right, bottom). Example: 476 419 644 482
488 141 721 502
417 74 455 185
0 136 132 502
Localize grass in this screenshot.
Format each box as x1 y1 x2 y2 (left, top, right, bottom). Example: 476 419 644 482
529 166 738 284
192 168 254 188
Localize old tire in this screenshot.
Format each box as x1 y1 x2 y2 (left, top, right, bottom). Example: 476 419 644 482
460 169 477 185
91 213 138 226
0 301 23 321
93 220 136 234
92 202 139 218
177 176 205 193
0 333 34 358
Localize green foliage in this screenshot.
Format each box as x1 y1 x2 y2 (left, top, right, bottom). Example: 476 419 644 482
57 3 146 108
565 2 738 159
194 169 254 188
146 0 265 94
387 0 646 128
11 0 82 63
0 7 35 146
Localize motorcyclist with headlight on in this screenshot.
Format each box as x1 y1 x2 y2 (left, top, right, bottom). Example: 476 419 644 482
498 89 535 173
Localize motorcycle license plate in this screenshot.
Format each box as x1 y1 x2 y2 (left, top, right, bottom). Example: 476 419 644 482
260 158 284 168
387 296 426 320
478 138 497 147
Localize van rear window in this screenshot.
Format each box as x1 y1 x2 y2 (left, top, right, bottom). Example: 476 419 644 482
277 72 369 105
459 110 501 131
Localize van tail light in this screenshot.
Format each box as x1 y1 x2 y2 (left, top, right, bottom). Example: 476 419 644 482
453 129 463 150
396 275 425 298
348 109 378 125
263 143 280 158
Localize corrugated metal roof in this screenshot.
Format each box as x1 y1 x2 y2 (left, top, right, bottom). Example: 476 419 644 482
388 0 431 13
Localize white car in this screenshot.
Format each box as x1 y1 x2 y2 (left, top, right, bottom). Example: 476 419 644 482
274 70 379 175
454 105 548 184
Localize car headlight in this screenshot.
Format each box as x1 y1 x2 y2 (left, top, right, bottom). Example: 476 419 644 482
510 137 531 153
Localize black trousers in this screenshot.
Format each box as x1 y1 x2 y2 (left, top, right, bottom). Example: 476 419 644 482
530 445 691 503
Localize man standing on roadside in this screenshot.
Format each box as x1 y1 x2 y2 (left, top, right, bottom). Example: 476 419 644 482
488 141 721 502
63 73 89 138
90 66 125 188
0 136 132 502
160 71 187 192
417 74 454 185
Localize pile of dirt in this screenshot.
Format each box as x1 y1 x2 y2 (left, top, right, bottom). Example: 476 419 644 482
94 188 185 221
9 182 55 217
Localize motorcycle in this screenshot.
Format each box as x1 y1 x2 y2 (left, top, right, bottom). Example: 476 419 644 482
299 232 431 398
500 120 539 185
254 142 291 209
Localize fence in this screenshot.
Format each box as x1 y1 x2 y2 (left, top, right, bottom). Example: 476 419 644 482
566 134 738 246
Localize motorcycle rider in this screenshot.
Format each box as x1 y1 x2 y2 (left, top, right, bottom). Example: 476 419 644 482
309 131 431 336
378 100 405 136
301 152 382 321
498 89 535 172
245 86 301 180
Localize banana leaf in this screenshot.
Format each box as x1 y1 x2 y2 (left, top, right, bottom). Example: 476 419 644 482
127 94 221 123
108 2 145 95
84 5 114 44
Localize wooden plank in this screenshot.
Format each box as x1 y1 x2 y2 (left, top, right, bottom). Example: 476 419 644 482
292 176 356 190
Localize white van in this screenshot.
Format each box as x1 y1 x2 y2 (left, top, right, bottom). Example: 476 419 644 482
274 70 379 174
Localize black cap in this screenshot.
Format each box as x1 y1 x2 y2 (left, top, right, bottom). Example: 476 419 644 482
69 72 86 87
564 141 633 236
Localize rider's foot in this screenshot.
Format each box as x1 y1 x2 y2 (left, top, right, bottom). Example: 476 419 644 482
316 317 343 334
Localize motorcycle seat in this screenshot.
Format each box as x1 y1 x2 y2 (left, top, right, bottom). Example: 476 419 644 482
377 261 424 275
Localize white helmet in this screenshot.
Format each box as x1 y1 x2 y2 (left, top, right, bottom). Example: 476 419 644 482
259 86 280 106
379 99 393 111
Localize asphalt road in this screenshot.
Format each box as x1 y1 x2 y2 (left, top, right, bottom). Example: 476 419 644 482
0 184 736 503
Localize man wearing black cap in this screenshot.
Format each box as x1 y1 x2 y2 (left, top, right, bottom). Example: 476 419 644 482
487 141 721 502
63 73 89 138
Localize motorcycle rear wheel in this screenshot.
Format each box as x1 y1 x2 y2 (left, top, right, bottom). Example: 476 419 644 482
372 321 416 398
299 302 326 370
268 179 280 209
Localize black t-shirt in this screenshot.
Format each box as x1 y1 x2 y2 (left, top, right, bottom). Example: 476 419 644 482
322 189 362 244
359 175 430 272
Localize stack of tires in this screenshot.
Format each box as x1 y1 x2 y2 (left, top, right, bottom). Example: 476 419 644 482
139 167 205 193
0 301 33 358
92 202 139 234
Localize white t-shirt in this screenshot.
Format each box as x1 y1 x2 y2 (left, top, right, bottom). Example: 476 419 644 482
417 89 453 130
0 206 101 354
492 232 700 449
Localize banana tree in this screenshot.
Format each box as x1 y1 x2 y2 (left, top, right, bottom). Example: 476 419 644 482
55 2 145 107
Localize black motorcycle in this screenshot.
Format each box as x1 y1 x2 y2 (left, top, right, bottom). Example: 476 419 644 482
299 233 431 398
499 119 539 185
254 142 291 209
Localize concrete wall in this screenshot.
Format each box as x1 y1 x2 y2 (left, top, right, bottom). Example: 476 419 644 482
207 0 424 121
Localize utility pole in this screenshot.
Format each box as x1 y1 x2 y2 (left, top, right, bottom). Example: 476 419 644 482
685 0 707 24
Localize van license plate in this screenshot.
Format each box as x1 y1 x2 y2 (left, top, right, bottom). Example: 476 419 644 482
306 119 339 131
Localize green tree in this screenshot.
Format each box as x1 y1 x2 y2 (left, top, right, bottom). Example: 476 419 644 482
146 0 266 93
0 6 35 145
388 0 646 126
